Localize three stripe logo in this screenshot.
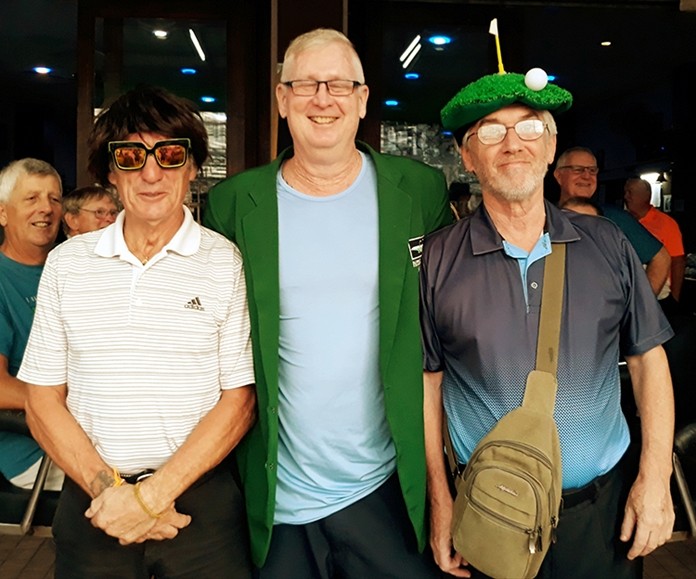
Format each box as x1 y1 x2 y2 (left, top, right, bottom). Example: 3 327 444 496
185 297 205 311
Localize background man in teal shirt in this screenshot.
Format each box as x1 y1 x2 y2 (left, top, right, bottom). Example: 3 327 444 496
0 157 64 490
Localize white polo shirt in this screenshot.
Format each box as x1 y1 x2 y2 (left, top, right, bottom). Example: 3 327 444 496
19 207 255 473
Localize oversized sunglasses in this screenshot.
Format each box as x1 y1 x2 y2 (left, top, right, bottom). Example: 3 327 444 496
108 138 191 171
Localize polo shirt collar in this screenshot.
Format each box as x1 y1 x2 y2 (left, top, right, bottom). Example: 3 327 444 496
470 199 580 256
95 205 201 262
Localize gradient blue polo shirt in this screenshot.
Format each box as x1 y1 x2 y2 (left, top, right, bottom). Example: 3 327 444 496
420 201 673 489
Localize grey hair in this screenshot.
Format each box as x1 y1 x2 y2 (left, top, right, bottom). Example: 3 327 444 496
555 146 596 170
0 158 62 203
280 28 365 84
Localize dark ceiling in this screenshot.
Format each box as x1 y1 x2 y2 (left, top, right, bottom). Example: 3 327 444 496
2 0 695 119
0 0 695 177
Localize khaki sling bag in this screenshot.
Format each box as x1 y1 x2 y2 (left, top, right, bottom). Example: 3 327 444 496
445 244 565 579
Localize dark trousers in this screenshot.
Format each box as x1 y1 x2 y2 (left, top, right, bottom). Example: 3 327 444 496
468 449 642 579
53 469 252 579
256 473 443 579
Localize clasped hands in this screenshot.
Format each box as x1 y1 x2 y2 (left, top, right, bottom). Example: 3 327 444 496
85 482 191 545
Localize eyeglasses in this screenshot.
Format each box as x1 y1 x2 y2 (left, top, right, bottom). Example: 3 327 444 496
466 119 548 146
108 138 191 171
282 80 362 96
556 165 600 176
80 208 119 219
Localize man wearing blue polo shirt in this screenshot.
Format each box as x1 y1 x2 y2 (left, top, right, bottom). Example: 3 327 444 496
422 71 675 578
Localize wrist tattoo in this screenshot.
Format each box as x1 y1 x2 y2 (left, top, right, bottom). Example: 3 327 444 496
90 470 119 497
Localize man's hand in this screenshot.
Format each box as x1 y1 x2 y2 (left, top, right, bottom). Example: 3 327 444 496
85 483 191 545
620 473 675 559
430 496 471 577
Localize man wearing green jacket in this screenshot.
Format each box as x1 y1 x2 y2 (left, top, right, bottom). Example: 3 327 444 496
204 27 451 579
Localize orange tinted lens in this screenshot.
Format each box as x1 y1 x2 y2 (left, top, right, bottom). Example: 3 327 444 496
114 147 146 169
155 144 187 167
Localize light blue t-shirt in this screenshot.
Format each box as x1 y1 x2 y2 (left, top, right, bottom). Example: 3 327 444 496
0 252 45 480
274 153 396 524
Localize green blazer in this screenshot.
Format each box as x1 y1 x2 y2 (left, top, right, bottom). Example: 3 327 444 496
204 142 452 566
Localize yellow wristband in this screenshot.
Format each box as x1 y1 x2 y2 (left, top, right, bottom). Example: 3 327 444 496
133 481 163 519
111 467 124 487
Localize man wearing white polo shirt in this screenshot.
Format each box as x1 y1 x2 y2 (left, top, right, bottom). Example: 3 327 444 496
19 86 256 579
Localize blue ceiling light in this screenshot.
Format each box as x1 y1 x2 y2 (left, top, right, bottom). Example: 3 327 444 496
180 68 197 75
200 96 216 103
33 66 52 75
404 72 420 80
427 35 451 46
547 74 557 82
384 99 399 107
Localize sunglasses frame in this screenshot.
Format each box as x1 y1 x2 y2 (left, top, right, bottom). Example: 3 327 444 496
107 138 191 171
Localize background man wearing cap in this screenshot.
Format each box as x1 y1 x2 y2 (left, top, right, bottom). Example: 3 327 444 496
554 146 671 297
421 71 675 578
205 28 450 578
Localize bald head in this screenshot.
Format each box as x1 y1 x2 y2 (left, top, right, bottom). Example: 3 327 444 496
624 178 652 219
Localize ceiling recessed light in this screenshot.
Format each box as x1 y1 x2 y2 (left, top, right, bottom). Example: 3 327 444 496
180 68 197 75
33 66 52 75
153 30 168 39
404 72 420 80
428 35 451 46
201 96 216 103
385 99 399 107
189 29 206 62
601 41 612 47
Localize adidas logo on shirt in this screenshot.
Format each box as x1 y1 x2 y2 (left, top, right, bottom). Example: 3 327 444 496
185 297 205 311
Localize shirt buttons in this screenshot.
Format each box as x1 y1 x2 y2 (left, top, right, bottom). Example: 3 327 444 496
530 282 539 290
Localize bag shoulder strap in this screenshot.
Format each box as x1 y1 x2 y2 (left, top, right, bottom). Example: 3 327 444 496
522 243 565 413
535 243 566 375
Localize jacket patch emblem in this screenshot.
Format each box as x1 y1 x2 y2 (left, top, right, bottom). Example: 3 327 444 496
408 235 424 268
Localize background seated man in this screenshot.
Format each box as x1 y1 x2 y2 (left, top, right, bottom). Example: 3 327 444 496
0 158 65 491
61 185 119 239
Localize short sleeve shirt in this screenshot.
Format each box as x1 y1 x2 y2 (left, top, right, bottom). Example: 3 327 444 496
18 207 255 473
420 201 673 488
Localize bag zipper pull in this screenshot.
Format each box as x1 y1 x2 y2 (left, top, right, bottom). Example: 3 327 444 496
527 529 538 554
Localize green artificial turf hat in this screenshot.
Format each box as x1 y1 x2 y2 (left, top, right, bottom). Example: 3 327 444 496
440 70 573 132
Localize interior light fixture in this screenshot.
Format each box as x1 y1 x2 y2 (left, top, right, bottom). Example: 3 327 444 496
428 35 451 46
153 29 168 39
201 96 216 103
180 68 197 75
640 172 660 183
404 72 420 80
399 35 421 62
402 43 422 69
600 41 612 47
33 66 52 75
189 28 206 62
384 99 399 107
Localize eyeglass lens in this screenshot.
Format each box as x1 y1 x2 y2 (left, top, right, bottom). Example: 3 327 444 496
475 119 546 145
287 80 358 96
110 139 189 170
561 165 599 175
82 208 119 219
